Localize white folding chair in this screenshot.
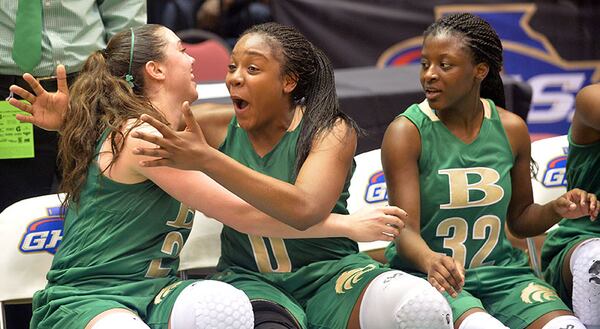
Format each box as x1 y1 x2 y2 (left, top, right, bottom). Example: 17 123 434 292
526 134 569 277
347 148 392 257
178 211 223 279
0 194 65 329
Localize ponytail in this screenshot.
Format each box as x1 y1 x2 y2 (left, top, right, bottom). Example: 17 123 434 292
59 24 168 206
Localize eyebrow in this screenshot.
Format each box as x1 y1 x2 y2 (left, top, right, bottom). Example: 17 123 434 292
233 49 269 60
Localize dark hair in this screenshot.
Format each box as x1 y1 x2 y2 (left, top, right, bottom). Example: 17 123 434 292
241 22 360 176
59 24 169 206
424 13 506 108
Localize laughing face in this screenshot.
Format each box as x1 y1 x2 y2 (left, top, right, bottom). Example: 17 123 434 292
159 27 198 103
419 33 488 112
225 33 297 133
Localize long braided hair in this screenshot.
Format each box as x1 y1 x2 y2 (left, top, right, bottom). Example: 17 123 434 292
424 13 506 108
241 22 360 176
424 14 540 176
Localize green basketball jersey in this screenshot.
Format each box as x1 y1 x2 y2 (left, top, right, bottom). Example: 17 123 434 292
217 117 358 273
386 99 528 270
541 130 600 294
553 131 600 233
32 130 195 326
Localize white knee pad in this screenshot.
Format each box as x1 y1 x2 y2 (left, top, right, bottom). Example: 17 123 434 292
541 315 586 329
457 312 508 329
569 237 600 326
169 280 254 329
359 270 453 329
89 310 150 329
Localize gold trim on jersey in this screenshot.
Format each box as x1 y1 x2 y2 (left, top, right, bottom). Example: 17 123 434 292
249 235 292 273
154 281 183 304
335 264 377 294
520 282 559 304
418 98 492 121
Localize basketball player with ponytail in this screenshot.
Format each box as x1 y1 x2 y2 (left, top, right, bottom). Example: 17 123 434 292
381 13 598 329
132 22 453 329
9 24 409 329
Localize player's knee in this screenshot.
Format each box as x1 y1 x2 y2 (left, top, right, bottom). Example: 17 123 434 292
88 310 150 329
252 300 301 329
570 238 600 326
359 270 453 329
457 312 507 329
169 280 254 329
541 315 586 329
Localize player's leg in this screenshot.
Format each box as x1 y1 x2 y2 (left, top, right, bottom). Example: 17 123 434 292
305 253 451 329
147 279 253 329
31 292 146 329
212 269 306 329
455 310 508 329
355 270 453 329
431 275 507 329
525 310 584 329
169 280 254 329
477 266 583 329
252 300 301 329
563 237 600 328
86 309 150 329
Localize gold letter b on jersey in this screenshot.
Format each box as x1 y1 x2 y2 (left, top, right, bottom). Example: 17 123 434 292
439 167 504 209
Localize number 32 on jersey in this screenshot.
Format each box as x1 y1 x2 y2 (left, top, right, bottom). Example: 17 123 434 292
435 167 505 268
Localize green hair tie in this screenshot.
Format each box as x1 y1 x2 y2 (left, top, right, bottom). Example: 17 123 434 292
125 28 135 87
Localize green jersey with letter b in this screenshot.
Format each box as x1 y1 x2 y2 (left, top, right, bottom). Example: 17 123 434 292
387 99 529 270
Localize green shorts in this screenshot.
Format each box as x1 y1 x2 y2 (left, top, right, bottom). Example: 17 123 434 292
446 265 569 329
212 252 390 329
542 224 599 307
31 278 196 329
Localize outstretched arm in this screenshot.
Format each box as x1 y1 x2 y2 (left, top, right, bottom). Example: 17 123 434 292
132 105 357 231
382 116 464 297
8 65 69 131
120 116 404 241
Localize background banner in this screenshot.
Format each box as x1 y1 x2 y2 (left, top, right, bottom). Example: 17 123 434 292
272 0 600 136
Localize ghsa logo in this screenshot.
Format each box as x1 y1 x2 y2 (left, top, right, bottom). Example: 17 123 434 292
377 4 600 136
365 171 388 204
542 155 567 188
20 206 64 254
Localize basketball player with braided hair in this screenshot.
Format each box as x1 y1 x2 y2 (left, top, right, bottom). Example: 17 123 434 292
541 83 600 329
382 13 598 329
132 22 453 329
8 23 413 329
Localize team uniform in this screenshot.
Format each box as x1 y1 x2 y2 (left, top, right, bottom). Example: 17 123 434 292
541 131 600 307
31 131 197 329
384 99 570 329
214 117 395 329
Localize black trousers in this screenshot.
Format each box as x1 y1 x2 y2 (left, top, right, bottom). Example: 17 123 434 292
0 73 77 211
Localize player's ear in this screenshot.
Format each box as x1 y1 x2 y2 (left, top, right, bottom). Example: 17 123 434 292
474 62 489 82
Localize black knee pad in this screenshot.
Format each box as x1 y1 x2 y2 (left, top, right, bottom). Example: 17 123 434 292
252 300 301 329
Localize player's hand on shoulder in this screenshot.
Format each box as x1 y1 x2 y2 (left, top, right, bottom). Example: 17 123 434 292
427 253 465 298
553 188 599 221
132 101 211 170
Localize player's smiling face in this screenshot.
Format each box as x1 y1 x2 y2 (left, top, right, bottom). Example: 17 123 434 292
419 33 487 112
225 33 296 133
159 27 198 103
